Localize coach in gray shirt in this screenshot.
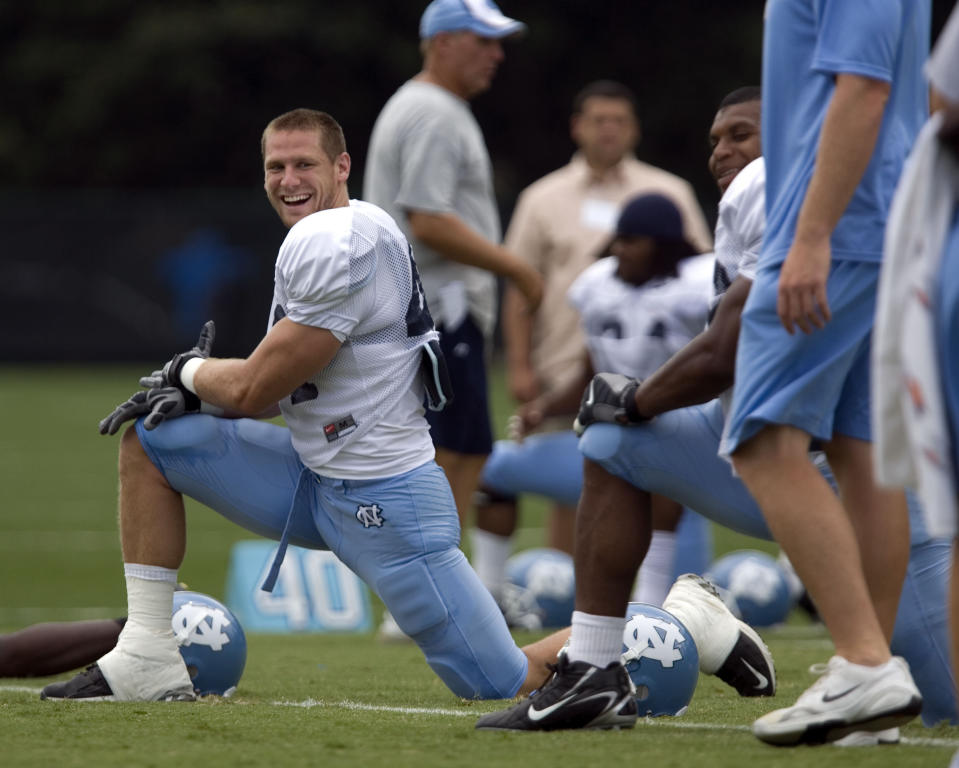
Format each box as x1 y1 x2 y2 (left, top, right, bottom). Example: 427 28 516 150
364 0 542 533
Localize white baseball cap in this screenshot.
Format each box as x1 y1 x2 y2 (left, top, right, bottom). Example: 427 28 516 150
420 0 526 39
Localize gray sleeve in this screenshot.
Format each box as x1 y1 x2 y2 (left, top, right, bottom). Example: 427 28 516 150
394 113 462 215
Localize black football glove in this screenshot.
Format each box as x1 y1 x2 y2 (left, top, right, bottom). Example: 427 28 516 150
573 373 645 436
138 320 215 400
98 386 197 435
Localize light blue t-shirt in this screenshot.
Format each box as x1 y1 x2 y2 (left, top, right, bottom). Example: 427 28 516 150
761 0 930 266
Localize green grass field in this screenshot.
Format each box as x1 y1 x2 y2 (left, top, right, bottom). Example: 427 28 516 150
1 365 957 767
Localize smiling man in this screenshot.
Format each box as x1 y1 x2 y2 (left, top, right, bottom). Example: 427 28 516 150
477 86 774 731
40 108 567 703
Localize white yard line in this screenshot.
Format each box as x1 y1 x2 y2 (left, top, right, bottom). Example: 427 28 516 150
2 685 957 747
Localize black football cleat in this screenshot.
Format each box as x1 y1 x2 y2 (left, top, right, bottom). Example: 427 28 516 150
663 574 776 697
41 664 116 701
714 627 777 697
40 662 195 702
475 654 638 731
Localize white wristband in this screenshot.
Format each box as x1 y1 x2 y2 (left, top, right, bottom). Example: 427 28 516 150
179 357 206 395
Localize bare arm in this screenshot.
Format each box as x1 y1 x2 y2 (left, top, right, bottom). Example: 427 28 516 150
778 72 890 334
514 352 592 437
191 317 342 415
501 282 538 402
633 276 752 419
407 210 543 311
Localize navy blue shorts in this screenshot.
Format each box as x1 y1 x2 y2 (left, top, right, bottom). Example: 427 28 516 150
426 316 493 455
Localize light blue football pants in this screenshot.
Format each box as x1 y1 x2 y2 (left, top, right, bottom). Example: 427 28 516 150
481 430 712 580
136 415 528 700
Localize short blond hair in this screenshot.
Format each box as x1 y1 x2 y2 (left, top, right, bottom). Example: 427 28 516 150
261 109 346 161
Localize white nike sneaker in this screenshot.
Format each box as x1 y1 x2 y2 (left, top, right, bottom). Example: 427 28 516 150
663 574 776 696
753 655 922 746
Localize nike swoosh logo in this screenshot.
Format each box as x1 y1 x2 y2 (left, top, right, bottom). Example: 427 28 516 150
528 690 619 722
822 684 861 703
743 659 769 690
585 383 596 407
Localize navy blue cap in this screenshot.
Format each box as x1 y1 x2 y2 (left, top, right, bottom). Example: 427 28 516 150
615 193 688 239
420 0 526 39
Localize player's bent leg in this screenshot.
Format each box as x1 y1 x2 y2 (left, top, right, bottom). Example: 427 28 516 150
118 424 188 569
480 432 584 507
380 547 528 699
43 416 330 703
579 400 771 540
893 534 957 725
671 508 713 580
136 415 329 550
471 487 518 603
575 458 651 617
0 619 124 678
315 461 527 699
434 448 487 528
825 434 909 642
518 627 571 693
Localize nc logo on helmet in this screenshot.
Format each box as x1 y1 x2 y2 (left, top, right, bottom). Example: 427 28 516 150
624 614 685 668
173 604 233 652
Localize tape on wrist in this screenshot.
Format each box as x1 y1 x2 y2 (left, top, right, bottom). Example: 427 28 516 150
180 357 206 395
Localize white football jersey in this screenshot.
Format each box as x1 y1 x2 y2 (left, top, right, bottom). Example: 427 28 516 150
710 157 765 318
270 199 437 478
712 157 766 421
567 258 710 379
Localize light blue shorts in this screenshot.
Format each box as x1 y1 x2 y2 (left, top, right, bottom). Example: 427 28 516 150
723 259 878 454
136 415 527 699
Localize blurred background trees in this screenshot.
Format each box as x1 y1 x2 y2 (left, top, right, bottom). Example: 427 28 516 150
1 1 953 359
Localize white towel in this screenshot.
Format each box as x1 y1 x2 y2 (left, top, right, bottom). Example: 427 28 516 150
873 111 959 537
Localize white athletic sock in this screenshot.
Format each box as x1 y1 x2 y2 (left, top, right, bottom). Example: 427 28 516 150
566 610 625 668
123 563 177 633
470 528 512 601
631 530 677 607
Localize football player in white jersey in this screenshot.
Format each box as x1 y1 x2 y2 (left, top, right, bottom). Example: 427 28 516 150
39 108 566 703
476 193 713 614
478 86 956 734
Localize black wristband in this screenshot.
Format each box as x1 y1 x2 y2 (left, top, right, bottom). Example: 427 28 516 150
622 381 646 422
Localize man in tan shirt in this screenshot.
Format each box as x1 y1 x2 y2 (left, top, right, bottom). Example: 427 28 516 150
471 80 712 607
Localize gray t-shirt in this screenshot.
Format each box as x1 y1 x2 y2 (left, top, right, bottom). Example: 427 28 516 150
363 79 498 337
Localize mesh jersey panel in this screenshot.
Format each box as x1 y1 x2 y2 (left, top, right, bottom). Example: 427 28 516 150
272 201 438 475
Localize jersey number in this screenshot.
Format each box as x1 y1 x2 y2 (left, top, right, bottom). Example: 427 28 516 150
405 247 434 338
273 304 319 404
